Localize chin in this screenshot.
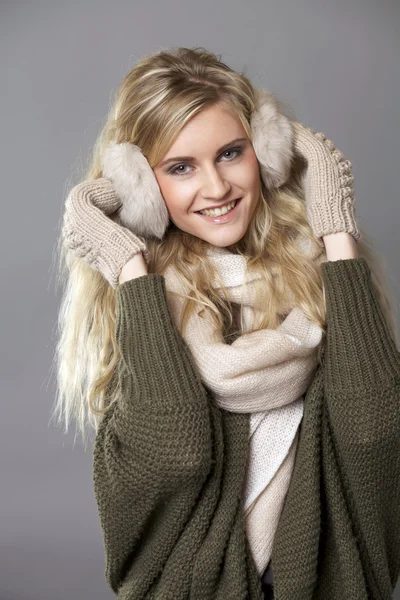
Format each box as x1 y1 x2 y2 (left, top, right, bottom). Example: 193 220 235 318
174 219 250 247
200 229 247 248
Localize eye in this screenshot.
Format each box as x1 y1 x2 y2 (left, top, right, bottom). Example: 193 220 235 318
169 164 191 176
222 148 242 159
168 146 243 176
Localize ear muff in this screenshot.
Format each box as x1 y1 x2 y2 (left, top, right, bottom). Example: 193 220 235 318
101 141 169 239
250 88 293 190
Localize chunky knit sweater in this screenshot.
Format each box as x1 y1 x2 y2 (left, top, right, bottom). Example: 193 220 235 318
92 257 400 599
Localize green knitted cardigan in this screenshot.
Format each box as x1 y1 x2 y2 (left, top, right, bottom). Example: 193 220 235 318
92 257 400 599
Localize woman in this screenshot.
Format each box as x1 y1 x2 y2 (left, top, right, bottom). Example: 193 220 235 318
52 46 400 599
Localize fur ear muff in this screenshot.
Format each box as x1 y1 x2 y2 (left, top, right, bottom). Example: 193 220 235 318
250 88 294 190
101 141 170 239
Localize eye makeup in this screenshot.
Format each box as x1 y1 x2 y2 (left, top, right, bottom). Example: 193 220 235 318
167 145 245 176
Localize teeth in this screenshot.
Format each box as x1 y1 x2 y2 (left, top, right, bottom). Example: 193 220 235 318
199 199 237 216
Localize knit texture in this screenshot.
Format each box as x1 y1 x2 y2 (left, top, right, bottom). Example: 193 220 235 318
61 178 149 289
92 257 400 599
292 120 361 245
163 241 325 576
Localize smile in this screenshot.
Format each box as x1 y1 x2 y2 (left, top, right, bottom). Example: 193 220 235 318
196 198 242 223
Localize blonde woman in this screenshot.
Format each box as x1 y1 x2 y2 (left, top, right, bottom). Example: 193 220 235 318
52 46 400 599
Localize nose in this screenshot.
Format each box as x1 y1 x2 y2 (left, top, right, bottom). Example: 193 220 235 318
200 164 231 201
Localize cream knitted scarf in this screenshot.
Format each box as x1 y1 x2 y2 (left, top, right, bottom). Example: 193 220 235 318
162 237 326 575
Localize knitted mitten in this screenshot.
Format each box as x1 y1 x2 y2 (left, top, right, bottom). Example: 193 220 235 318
61 177 149 289
291 120 361 245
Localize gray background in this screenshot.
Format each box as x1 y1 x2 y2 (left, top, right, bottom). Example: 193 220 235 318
1 0 399 598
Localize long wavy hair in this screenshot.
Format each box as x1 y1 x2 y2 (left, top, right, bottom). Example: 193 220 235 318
50 46 399 448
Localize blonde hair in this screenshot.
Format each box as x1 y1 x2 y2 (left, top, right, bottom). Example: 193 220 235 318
50 46 399 448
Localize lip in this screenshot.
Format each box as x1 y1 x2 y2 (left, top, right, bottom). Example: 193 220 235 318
197 197 240 212
196 198 242 224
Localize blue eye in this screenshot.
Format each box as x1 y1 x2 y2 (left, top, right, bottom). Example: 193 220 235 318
169 164 190 176
168 147 243 176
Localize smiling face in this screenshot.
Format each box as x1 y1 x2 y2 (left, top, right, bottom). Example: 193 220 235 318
152 102 261 248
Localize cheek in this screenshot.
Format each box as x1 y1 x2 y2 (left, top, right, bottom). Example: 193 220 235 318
158 178 196 217
154 177 179 214
241 154 261 192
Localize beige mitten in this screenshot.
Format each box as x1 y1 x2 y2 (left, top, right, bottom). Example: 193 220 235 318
291 120 361 245
61 178 149 289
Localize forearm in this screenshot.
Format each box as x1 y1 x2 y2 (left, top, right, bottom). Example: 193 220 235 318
320 257 400 591
118 252 148 283
322 232 360 261
93 272 214 591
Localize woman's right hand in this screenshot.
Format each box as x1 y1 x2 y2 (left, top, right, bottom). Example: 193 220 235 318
61 178 149 288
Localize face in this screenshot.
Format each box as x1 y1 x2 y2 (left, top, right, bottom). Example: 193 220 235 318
153 102 261 248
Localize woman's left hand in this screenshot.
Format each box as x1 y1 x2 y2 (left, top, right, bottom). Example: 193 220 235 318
291 120 361 246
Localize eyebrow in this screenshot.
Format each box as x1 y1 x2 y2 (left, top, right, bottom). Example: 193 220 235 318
158 137 249 167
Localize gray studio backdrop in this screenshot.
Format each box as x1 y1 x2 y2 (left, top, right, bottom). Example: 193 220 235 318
1 0 399 598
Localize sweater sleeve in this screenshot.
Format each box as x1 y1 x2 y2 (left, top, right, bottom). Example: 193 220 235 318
92 273 212 595
321 257 399 392
320 257 400 592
